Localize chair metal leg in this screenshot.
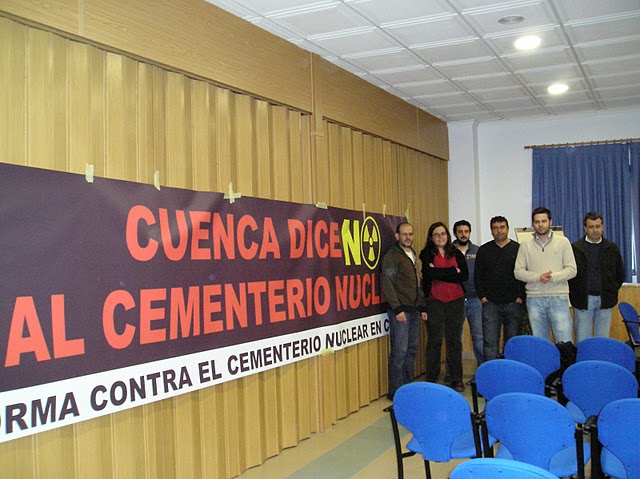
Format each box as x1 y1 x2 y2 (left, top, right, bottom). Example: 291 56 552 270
590 425 603 479
424 459 431 479
574 425 586 479
384 405 416 479
385 406 405 479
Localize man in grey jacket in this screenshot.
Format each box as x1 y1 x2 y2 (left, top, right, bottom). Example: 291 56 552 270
381 222 427 399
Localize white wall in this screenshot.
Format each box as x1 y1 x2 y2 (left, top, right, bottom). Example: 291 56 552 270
449 108 640 245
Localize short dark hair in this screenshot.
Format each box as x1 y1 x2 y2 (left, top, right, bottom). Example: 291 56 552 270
396 221 412 234
490 216 509 228
583 212 603 226
453 220 471 234
532 207 551 221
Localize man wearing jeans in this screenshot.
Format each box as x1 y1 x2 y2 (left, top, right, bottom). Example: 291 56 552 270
452 220 484 366
381 222 428 400
475 216 526 360
514 207 577 343
569 212 625 343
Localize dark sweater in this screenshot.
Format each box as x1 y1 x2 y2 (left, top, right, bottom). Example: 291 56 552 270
569 236 625 310
475 240 525 304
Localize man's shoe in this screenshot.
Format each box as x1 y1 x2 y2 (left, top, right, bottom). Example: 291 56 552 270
450 381 465 393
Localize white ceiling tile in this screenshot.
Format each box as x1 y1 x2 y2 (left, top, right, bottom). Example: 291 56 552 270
438 57 507 78
484 26 567 56
383 15 474 46
462 1 557 36
313 29 400 56
516 64 582 85
575 36 640 63
600 97 640 110
597 84 640 101
412 38 494 63
483 97 539 109
373 66 444 84
469 86 528 100
554 0 640 23
501 47 575 71
565 14 640 44
454 73 520 90
341 49 420 71
348 0 454 25
268 3 370 37
583 56 640 77
395 80 461 96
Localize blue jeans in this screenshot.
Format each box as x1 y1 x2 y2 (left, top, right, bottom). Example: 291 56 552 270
526 296 573 343
445 297 483 379
387 309 421 398
574 295 613 343
465 298 484 365
482 301 524 361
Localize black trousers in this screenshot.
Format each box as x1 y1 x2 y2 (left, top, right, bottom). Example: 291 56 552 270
425 297 465 382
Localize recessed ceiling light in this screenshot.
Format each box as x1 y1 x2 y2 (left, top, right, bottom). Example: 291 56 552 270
514 35 541 50
548 83 569 95
498 15 524 25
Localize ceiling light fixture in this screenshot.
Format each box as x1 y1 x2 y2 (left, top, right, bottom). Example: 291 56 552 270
498 15 524 25
514 35 541 50
548 83 569 95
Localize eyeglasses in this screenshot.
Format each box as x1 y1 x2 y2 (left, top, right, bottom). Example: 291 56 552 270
432 232 448 237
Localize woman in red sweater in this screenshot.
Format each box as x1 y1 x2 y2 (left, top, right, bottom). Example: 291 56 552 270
419 222 469 392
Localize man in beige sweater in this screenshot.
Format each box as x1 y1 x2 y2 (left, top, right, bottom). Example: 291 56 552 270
514 207 577 343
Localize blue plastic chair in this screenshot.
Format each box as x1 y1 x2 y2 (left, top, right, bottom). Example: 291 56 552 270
389 382 485 479
504 336 561 397
598 398 640 479
471 359 545 458
451 458 558 479
618 302 640 349
562 360 638 424
485 392 590 479
561 360 639 479
576 337 636 373
618 302 640 380
472 359 546 413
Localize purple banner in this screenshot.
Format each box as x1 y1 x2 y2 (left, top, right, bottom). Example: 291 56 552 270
0 163 400 396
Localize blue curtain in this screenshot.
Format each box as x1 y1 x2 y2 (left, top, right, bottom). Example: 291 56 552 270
532 143 633 282
631 142 640 279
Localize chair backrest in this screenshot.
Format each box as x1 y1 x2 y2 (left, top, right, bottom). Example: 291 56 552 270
393 382 473 462
475 359 545 402
451 458 558 479
598 398 640 479
504 335 561 380
576 337 636 372
485 392 576 471
618 302 640 346
562 360 639 419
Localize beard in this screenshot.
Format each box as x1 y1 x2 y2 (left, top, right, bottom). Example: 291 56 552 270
456 239 469 246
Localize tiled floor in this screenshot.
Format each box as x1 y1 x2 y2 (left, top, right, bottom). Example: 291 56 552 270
236 370 477 479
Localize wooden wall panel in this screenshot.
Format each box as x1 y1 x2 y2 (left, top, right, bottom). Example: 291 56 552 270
0 13 451 479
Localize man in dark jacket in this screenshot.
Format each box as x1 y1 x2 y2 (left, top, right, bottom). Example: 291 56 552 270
569 212 625 343
381 222 427 399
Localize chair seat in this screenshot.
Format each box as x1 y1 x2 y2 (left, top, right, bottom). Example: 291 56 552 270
406 429 494 459
496 442 591 478
601 448 629 479
565 401 587 423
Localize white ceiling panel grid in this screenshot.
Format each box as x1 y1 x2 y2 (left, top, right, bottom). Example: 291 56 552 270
206 0 640 121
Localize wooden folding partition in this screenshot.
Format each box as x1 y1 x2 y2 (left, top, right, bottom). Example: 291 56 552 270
0 12 450 478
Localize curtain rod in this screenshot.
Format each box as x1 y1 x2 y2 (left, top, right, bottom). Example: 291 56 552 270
524 137 640 150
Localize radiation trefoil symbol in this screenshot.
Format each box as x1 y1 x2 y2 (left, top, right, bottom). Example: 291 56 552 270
361 216 381 270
